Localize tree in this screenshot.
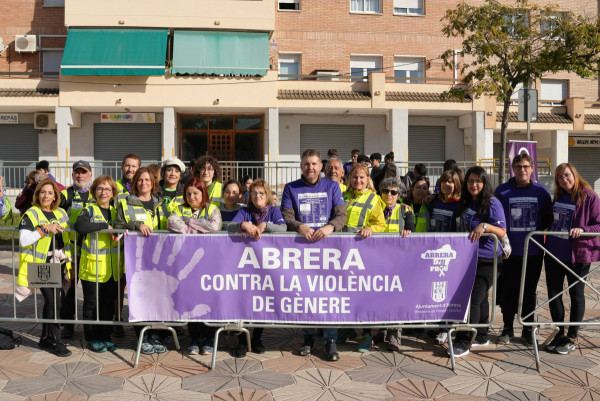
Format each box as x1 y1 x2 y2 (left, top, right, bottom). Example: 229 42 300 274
440 0 600 183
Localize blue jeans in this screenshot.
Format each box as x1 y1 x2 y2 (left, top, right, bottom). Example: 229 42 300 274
303 328 337 342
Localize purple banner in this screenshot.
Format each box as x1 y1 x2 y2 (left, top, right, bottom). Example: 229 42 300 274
124 234 479 324
508 140 538 181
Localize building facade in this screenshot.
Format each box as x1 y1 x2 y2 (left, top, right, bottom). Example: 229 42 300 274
0 0 599 192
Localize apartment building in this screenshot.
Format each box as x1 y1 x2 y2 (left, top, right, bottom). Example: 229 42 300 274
0 0 599 191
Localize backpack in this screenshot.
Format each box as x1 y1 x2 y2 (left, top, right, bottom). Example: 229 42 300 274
0 328 22 350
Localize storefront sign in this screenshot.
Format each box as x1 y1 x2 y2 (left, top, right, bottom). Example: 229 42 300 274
124 233 479 324
0 114 18 124
569 137 600 147
100 113 155 123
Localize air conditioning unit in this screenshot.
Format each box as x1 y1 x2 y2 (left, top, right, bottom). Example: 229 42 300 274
15 35 37 53
34 113 57 130
316 70 340 81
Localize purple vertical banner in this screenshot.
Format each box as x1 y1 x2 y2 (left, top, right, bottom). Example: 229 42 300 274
508 140 538 181
124 233 480 324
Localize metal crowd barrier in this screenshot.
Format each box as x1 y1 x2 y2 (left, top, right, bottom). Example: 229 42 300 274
519 231 600 372
0 227 498 371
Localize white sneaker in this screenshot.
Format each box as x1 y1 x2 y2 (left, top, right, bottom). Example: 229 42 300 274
436 331 448 345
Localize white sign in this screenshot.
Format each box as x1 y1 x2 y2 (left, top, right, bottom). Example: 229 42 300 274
100 113 156 123
0 114 18 124
569 137 600 147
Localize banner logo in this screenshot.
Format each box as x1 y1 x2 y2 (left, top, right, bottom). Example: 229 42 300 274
432 281 447 302
38 265 50 281
421 244 457 277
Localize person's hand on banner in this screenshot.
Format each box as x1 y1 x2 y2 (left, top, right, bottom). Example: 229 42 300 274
139 224 153 237
469 223 486 242
357 227 372 239
570 227 584 238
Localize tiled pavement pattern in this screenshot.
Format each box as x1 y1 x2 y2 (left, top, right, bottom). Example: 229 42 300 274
1 250 600 400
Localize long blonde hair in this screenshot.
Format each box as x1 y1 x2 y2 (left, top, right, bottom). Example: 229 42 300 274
346 164 376 194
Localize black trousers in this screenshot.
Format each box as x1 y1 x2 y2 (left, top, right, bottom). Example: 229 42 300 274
499 253 543 329
41 286 63 340
81 277 118 341
456 257 501 347
59 254 80 328
545 256 590 339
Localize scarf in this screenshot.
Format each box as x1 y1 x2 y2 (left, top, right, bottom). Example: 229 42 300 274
251 205 270 225
74 182 91 193
384 204 396 220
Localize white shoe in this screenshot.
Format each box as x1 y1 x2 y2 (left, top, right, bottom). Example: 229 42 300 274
436 331 448 345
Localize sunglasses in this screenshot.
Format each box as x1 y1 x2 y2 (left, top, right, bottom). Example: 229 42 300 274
382 189 399 196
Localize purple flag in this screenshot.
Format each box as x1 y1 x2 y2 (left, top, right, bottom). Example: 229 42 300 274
508 140 538 181
124 233 479 324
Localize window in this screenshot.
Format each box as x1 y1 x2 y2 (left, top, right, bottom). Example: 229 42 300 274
43 50 63 78
278 53 301 80
350 56 382 82
393 0 424 15
394 56 425 83
504 12 528 37
541 12 564 39
43 0 64 6
541 79 567 106
350 0 381 14
279 0 300 11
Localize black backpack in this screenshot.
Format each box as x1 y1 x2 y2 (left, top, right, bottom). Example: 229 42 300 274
0 328 22 350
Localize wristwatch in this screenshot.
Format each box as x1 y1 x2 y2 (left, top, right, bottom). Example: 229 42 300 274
482 223 488 231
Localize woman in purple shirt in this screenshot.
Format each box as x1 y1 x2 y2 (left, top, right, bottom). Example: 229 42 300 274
227 179 286 357
544 163 600 355
452 166 507 358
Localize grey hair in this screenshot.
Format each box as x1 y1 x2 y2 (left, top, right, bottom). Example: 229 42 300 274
325 157 343 169
379 177 405 193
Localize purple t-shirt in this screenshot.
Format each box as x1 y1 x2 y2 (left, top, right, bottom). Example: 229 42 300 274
281 177 345 229
232 206 286 226
458 197 506 259
546 192 575 262
494 180 553 256
428 197 460 232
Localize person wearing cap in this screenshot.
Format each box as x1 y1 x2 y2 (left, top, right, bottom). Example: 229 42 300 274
115 153 141 204
158 158 185 205
58 160 95 339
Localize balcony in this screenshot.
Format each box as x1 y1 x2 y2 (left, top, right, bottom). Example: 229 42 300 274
65 0 274 32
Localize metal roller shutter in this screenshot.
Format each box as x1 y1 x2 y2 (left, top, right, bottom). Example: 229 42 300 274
408 126 445 162
300 124 364 160
569 147 600 193
0 124 39 187
94 123 162 162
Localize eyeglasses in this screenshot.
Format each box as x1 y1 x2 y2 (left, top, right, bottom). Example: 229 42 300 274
467 179 484 185
558 172 573 180
381 189 399 196
513 165 532 170
250 191 266 197
96 187 112 193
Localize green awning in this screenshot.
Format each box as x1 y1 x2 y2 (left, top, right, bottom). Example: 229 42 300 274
172 31 269 76
61 28 168 76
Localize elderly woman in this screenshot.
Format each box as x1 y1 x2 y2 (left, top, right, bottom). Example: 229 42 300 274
194 156 223 206
114 166 169 354
379 177 414 236
544 163 600 355
168 177 222 355
75 175 122 353
19 179 72 356
227 178 286 357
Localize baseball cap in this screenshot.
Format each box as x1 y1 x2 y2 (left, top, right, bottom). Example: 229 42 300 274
163 158 185 172
72 160 91 172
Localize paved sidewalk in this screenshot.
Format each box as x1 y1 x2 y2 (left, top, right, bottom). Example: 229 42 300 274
1 251 600 400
